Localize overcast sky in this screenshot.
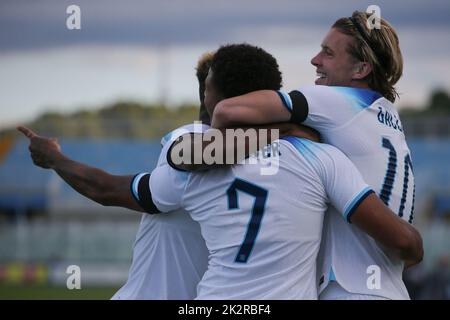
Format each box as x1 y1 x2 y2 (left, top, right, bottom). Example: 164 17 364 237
1 0 449 128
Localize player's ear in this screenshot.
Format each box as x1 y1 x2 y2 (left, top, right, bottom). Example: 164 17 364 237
352 61 372 80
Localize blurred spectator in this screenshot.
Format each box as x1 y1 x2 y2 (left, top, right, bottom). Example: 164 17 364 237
405 255 450 300
419 255 450 299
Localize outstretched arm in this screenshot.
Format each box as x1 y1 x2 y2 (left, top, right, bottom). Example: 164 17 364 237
351 194 423 267
17 126 146 212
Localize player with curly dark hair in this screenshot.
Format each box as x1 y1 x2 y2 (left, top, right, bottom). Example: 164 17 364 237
210 44 282 99
168 44 319 170
201 43 282 121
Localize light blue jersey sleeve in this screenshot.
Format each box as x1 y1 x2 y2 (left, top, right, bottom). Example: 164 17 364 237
149 163 189 213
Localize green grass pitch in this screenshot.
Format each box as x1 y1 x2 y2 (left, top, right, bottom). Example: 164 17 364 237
0 285 120 300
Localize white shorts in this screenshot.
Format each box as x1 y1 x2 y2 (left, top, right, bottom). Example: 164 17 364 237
319 281 390 300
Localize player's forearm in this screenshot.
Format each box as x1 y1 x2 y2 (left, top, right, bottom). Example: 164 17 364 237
18 126 141 211
211 90 290 128
51 154 120 206
361 221 422 265
396 221 424 266
169 128 265 171
378 217 423 265
351 195 424 264
169 124 302 171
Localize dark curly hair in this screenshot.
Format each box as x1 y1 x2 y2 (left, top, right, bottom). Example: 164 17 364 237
210 43 282 98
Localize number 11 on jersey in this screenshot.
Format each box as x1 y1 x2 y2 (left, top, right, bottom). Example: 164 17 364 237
380 137 415 223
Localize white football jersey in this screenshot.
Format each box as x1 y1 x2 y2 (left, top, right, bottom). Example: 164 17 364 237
279 85 415 299
143 137 372 299
112 123 209 300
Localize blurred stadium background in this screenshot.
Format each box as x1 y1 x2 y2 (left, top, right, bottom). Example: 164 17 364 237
1 0 449 299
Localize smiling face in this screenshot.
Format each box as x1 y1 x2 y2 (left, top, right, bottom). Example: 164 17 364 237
204 68 225 117
310 28 361 86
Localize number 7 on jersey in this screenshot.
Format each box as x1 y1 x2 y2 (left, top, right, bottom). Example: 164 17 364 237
227 179 268 263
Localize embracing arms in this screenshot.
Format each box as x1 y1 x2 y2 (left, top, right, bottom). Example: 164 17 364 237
212 90 291 128
351 193 423 267
168 122 320 171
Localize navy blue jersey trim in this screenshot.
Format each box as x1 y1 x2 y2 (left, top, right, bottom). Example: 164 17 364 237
346 190 375 223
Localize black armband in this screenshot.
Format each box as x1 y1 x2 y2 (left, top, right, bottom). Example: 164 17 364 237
130 173 161 214
288 90 309 124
